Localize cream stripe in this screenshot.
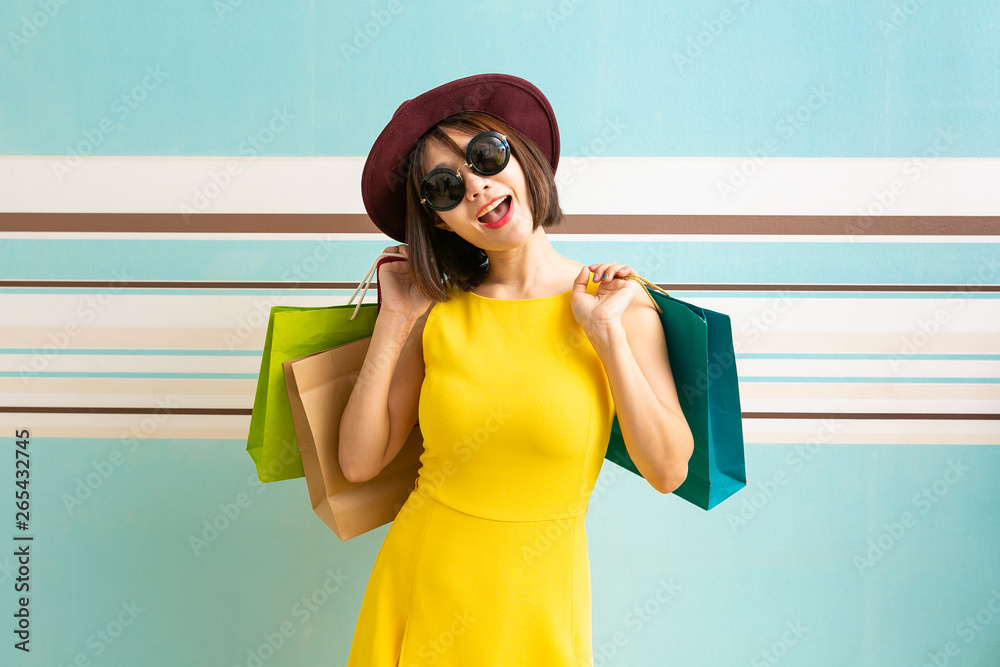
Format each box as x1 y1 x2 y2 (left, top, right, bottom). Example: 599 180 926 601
1 156 997 216
2 414 994 444
7 378 993 402
744 417 1000 445
2 294 996 332
3 394 251 409
13 429 996 445
2 377 254 395
741 383 1000 400
6 356 996 381
733 332 1000 354
745 417 1000 433
743 382 1000 415
734 359 1000 379
4 327 997 355
1 327 265 349
5 383 996 414
700 297 1000 334
740 399 999 416
0 412 251 441
17 426 252 439
0 294 354 329
744 432 999 445
3 354 260 374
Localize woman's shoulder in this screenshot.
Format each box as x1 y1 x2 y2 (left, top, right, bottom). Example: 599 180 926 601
546 258 594 294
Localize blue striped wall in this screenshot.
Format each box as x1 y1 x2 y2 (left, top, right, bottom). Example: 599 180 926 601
2 2 999 666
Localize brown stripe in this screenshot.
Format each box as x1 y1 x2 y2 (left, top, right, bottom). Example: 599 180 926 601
0 213 373 234
563 215 1000 236
743 412 1000 421
0 407 251 415
1 406 996 420
654 285 1000 292
2 213 998 235
2 279 998 292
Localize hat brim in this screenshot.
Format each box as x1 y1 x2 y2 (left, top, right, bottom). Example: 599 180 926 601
361 73 560 243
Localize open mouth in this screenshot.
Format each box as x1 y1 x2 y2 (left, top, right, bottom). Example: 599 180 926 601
477 196 511 225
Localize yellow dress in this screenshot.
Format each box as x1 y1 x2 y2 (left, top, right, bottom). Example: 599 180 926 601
348 275 615 666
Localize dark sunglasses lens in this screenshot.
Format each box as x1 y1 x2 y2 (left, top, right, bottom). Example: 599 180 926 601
468 134 509 175
421 170 465 211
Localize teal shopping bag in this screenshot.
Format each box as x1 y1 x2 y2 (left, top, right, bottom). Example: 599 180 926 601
604 279 747 510
246 304 378 483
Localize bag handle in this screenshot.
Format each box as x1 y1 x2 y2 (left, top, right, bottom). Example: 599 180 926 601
347 251 406 321
621 273 669 314
347 254 667 319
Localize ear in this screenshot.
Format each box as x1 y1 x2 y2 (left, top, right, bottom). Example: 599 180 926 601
433 219 453 232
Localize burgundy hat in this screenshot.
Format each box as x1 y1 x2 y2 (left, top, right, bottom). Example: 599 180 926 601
361 73 560 243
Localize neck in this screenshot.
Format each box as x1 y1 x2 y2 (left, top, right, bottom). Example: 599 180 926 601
479 227 567 293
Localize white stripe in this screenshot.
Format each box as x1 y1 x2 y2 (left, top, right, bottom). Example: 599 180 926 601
709 297 1000 334
735 358 1000 379
0 412 252 441
4 354 995 379
3 392 252 409
743 417 1000 446
0 293 367 329
1 353 259 374
2 156 998 215
2 294 995 331
745 418 1000 435
740 396 1000 416
0 413 993 445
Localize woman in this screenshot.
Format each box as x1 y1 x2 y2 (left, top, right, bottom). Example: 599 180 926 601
340 73 693 665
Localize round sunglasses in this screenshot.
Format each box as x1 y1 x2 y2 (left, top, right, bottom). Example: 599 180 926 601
419 131 511 212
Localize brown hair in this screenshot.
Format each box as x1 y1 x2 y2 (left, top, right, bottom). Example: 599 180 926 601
403 112 563 303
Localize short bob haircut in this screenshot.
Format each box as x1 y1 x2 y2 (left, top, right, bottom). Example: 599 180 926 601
403 111 563 303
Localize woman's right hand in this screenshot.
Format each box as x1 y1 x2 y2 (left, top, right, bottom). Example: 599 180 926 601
377 245 432 320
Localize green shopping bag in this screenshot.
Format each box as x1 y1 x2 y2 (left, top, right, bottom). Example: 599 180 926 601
604 276 747 510
246 304 378 482
247 251 406 483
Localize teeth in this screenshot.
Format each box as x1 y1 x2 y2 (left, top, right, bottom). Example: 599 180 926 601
479 196 507 219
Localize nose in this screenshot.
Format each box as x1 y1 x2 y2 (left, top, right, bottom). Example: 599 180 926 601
459 166 492 201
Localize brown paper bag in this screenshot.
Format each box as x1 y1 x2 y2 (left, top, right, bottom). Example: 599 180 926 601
283 336 423 540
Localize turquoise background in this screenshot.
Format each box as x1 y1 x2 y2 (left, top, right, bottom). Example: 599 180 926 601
1 0 999 665
1 0 998 157
1 238 998 286
2 439 998 666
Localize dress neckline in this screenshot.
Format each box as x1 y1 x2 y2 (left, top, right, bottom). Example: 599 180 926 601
468 287 574 303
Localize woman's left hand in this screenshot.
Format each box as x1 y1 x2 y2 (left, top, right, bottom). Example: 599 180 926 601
571 262 640 335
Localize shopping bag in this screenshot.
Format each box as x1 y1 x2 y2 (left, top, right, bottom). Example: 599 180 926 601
246 252 406 483
604 276 747 510
246 306 377 482
284 339 424 540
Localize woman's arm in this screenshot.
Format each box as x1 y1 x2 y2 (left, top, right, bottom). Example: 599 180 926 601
576 266 694 494
339 307 428 483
